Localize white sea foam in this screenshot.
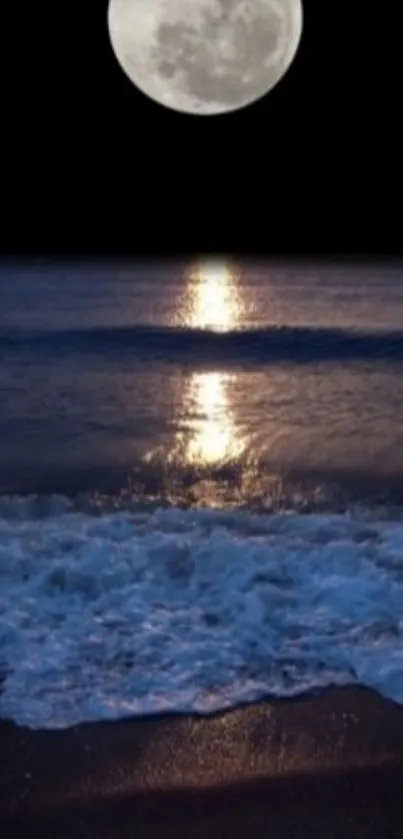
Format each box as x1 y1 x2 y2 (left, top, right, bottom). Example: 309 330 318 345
1 502 403 729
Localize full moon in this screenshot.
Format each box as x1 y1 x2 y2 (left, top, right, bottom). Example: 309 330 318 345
107 0 303 116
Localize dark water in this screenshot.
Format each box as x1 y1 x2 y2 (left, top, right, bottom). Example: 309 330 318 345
2 258 403 509
5 258 403 729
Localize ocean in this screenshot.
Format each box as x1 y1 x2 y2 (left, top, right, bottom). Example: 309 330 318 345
2 258 403 729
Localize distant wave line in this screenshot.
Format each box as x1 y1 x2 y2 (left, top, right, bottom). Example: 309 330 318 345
2 323 403 364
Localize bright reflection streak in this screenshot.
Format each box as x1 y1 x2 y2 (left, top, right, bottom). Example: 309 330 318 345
186 371 244 466
145 259 245 474
188 259 240 332
183 260 243 465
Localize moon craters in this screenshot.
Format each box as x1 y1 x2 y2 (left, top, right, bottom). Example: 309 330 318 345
108 0 303 115
153 4 286 108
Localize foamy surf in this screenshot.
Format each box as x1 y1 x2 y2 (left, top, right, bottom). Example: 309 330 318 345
1 500 403 729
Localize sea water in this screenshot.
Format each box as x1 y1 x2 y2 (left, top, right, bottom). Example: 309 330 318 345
2 259 403 728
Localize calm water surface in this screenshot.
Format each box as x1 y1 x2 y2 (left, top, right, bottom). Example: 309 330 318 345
1 258 403 506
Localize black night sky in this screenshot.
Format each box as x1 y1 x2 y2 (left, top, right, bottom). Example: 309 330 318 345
2 0 401 257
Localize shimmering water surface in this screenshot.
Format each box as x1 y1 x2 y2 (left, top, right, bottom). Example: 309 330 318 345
2 258 403 506
2 258 403 728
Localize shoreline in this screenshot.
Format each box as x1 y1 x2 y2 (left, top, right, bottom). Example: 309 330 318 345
2 686 403 837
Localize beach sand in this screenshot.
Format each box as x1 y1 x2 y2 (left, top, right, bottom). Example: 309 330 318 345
2 686 403 838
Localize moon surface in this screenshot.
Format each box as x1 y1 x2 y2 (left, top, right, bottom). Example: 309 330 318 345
107 0 303 116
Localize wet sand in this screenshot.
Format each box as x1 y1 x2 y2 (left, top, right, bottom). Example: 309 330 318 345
2 686 403 838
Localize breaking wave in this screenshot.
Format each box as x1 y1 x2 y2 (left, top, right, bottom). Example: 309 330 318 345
2 499 403 728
